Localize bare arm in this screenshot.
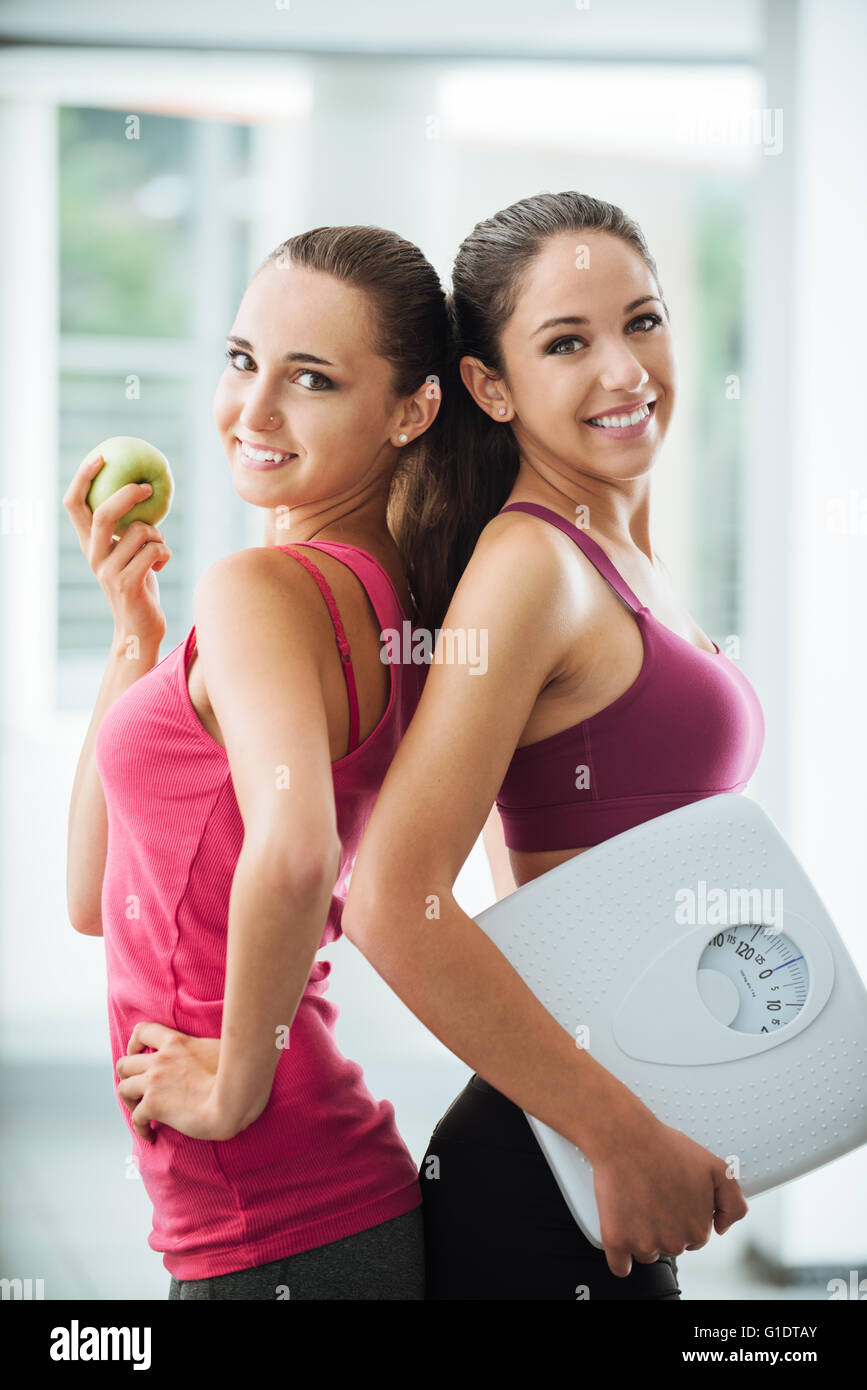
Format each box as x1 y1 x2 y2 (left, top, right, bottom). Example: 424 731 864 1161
190 549 342 1135
63 453 172 935
67 636 162 934
343 518 642 1162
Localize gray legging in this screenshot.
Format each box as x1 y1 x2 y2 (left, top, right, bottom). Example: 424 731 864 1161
167 1207 424 1301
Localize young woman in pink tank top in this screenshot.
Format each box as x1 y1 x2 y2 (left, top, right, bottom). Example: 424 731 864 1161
64 226 450 1299
343 192 762 1299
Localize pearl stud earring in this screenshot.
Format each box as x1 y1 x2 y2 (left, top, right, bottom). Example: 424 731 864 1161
398 433 408 443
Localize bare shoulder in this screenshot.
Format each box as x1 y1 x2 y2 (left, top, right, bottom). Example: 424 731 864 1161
194 544 320 608
432 506 583 689
461 504 574 595
463 505 593 623
195 544 307 590
193 546 342 654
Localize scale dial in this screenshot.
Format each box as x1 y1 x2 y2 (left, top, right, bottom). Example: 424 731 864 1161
697 923 810 1034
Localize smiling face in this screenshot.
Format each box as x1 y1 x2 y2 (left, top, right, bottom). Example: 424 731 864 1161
493 229 675 483
213 259 404 514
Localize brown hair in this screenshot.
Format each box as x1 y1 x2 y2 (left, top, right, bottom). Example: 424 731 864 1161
259 225 455 633
397 191 667 630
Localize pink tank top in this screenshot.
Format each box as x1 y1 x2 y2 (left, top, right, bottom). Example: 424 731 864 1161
494 503 765 850
95 541 426 1280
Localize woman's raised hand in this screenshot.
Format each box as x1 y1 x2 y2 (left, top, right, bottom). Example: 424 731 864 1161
63 453 171 648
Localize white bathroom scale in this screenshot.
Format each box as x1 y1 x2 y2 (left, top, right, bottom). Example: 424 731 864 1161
474 793 867 1249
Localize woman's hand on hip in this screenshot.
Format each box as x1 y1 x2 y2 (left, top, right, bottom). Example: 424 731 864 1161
116 1021 245 1143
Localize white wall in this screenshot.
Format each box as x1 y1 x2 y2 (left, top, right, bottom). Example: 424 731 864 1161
757 0 867 1265
0 0 762 59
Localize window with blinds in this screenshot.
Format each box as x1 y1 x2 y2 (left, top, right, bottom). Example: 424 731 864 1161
56 106 252 706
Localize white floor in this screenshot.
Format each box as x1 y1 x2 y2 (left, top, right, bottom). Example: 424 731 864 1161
0 1061 834 1301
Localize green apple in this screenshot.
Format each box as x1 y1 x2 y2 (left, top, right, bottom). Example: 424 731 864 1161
84 436 174 533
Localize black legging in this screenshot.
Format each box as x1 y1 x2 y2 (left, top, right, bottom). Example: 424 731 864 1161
420 1073 682 1300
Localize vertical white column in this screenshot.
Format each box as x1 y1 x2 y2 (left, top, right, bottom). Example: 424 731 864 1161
789 0 867 956
745 0 867 1271
304 57 440 246
781 0 867 1270
742 0 798 833
0 98 58 730
0 97 70 1061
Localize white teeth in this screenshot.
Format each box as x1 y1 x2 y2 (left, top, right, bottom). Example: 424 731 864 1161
588 403 651 429
239 440 293 462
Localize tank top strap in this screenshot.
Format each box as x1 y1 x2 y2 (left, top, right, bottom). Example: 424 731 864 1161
270 544 360 754
498 501 644 614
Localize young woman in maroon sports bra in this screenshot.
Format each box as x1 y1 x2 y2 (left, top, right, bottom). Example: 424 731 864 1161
343 191 764 1299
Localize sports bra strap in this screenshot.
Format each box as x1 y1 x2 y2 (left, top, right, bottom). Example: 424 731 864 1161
272 545 360 754
498 502 644 614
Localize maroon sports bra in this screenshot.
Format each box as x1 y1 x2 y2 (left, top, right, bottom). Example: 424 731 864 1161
494 502 765 852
